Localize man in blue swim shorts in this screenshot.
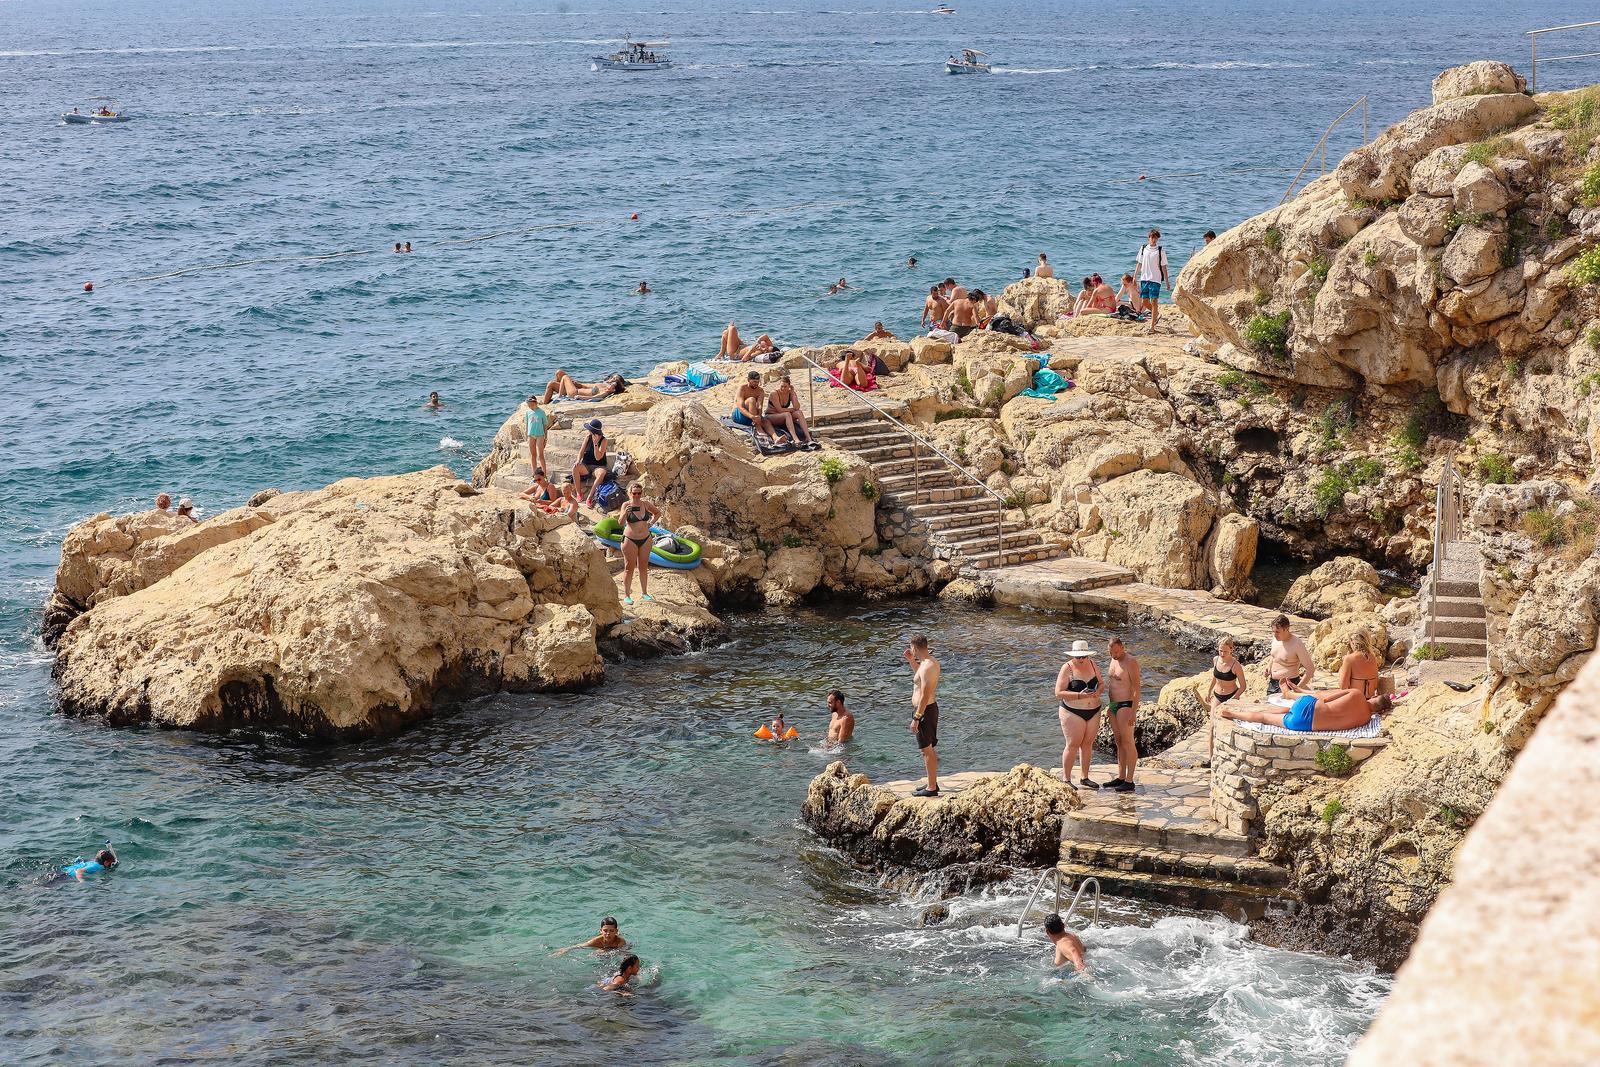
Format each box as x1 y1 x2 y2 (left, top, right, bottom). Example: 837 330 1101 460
1134 228 1168 335
1218 688 1392 732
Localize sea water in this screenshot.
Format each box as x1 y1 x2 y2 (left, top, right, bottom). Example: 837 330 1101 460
1 0 1581 1060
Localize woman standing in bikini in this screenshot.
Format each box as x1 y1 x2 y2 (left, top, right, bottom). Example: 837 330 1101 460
1205 636 1246 765
1338 632 1382 697
619 484 660 607
1055 639 1104 790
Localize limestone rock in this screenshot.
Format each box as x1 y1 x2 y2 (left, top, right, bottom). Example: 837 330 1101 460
997 277 1076 330
1431 60 1527 104
1096 668 1212 756
1451 161 1512 216
1410 147 1470 199
1282 556 1384 620
51 468 618 739
1310 613 1391 671
1206 512 1259 599
1076 470 1217 589
600 569 728 659
953 333 1038 408
1440 225 1504 285
801 762 1081 871
1333 93 1537 203
759 546 824 605
910 336 954 365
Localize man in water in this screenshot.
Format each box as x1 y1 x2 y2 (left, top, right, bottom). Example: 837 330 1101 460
425 391 442 409
1044 914 1087 974
904 634 941 797
59 844 118 882
1104 637 1141 792
906 255 917 268
826 689 855 744
1134 228 1169 334
1035 253 1054 279
636 281 651 294
599 954 642 996
555 916 627 956
1266 614 1315 696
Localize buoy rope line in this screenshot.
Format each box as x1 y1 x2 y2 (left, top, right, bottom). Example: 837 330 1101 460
1105 165 1299 185
74 197 868 291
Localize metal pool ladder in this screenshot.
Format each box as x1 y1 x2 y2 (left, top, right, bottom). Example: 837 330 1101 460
1016 869 1100 938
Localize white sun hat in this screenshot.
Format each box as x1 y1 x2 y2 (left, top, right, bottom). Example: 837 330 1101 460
1065 639 1095 657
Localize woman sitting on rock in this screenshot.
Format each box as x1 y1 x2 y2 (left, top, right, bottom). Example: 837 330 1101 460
1338 632 1383 698
717 322 776 361
1218 687 1392 732
1055 639 1104 790
573 420 609 506
541 370 628 403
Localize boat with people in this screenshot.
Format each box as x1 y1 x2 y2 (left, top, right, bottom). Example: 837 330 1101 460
945 48 990 75
591 39 672 72
931 4 956 13
62 99 131 124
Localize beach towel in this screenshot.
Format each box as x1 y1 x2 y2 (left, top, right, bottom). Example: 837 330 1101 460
549 394 608 404
828 367 878 392
1234 714 1384 739
686 362 726 389
719 416 799 455
652 376 699 396
1020 368 1074 400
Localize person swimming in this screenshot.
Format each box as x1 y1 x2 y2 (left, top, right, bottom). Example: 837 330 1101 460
599 953 642 996
755 712 797 741
58 842 117 882
1044 913 1088 974
554 916 627 956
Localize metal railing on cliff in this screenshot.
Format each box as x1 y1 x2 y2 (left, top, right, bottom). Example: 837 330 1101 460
1427 452 1461 649
1528 20 1600 93
1280 97 1370 205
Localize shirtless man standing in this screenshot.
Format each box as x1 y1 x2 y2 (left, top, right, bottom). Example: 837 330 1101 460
1104 637 1141 792
826 689 855 744
904 635 941 797
945 290 979 339
1266 614 1316 696
922 284 947 329
1035 253 1055 280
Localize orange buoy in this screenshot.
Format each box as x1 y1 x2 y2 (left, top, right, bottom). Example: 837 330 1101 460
629 212 639 221
754 725 775 740
83 281 94 292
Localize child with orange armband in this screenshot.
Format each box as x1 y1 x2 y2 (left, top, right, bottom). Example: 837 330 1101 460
754 712 798 741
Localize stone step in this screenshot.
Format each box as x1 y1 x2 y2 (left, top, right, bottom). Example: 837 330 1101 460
1062 809 1254 859
928 515 1035 539
966 545 1063 570
1418 636 1488 658
889 485 993 507
854 442 917 464
868 455 967 479
826 431 906 453
1429 578 1480 599
879 470 966 493
810 410 882 429
1054 862 1299 922
931 528 1046 553
1062 840 1290 889
1423 594 1486 620
1424 617 1488 640
903 495 997 519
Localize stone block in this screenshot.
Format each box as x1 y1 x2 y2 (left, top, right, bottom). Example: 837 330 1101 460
1292 741 1319 760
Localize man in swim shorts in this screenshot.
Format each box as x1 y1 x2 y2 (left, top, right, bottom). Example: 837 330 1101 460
945 289 979 338
1044 913 1087 974
904 635 941 796
734 371 780 438
1266 614 1316 696
1219 688 1393 733
826 689 855 744
1134 228 1168 334
1104 637 1141 793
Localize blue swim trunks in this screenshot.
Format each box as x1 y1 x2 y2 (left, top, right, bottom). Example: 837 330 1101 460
1283 694 1317 731
731 408 754 427
1139 279 1162 301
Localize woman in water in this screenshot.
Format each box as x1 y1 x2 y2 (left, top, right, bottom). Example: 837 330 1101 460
1338 631 1383 696
1205 636 1246 765
599 954 642 996
554 916 627 956
541 370 628 404
1055 640 1104 790
1219 687 1393 732
619 484 660 607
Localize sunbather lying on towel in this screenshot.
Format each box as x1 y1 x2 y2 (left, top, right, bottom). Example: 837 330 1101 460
542 370 628 403
718 322 776 362
831 350 876 391
1217 687 1392 732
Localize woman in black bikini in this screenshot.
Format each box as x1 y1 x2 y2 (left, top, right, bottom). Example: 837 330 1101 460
1055 639 1104 790
573 420 608 505
619 484 660 607
1206 636 1246 765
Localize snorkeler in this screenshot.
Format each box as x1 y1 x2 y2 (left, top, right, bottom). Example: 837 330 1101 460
554 916 627 956
58 841 117 882
1044 913 1088 975
599 954 642 996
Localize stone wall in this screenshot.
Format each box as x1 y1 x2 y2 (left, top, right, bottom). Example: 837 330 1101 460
1209 717 1389 835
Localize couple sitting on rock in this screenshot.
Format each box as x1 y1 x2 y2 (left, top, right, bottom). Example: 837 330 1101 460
733 370 819 450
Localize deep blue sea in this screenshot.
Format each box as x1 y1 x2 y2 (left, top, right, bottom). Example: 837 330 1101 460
1 1 1590 1062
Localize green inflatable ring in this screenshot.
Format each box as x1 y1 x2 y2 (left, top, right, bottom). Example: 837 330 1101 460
590 517 703 569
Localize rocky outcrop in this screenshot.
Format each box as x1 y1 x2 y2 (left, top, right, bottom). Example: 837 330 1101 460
997 276 1076 330
52 468 619 739
802 762 1081 871
1281 555 1385 620
1431 60 1527 104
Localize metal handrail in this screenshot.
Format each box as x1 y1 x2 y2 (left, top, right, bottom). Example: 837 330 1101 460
1062 877 1101 929
1016 868 1063 938
1016 870 1100 937
1280 96 1369 205
791 350 1012 560
1528 20 1600 92
1427 451 1459 648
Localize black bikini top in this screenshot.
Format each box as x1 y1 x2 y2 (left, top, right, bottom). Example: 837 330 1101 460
1064 677 1098 693
623 504 649 525
1213 666 1237 681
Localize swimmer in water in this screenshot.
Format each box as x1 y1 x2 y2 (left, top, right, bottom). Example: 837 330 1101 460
826 689 854 744
636 281 651 294
424 391 442 409
767 711 788 739
1044 913 1088 974
58 843 118 882
554 916 627 956
599 953 641 996
906 255 917 268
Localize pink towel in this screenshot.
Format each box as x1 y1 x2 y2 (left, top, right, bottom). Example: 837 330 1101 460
829 367 878 392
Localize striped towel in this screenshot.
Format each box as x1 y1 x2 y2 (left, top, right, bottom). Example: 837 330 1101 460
1235 715 1383 739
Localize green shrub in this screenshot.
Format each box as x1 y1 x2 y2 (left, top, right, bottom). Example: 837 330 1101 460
1478 453 1516 484
819 456 847 485
1548 89 1599 131
1462 136 1512 168
1522 499 1597 559
1316 746 1354 776
956 366 973 397
1577 371 1600 397
1567 246 1600 286
1587 327 1600 351
1412 642 1450 661
1580 164 1600 207
1216 369 1271 398
1546 214 1568 241
1438 804 1462 828
859 480 879 503
1504 357 1523 379
1313 456 1382 516
753 537 775 555
1253 286 1271 307
1262 226 1283 252
934 407 984 422
1243 311 1291 359
1306 254 1331 284
984 382 1006 408
780 532 803 549
1362 250 1380 268
1503 215 1532 268
1321 799 1345 825
1444 210 1492 236
1396 444 1424 472
1397 411 1427 449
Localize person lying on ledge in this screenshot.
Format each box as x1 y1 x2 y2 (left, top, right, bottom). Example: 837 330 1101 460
1218 687 1393 732
835 350 873 390
542 370 628 403
718 322 776 361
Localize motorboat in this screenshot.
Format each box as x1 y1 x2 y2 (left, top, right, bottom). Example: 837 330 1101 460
63 98 131 124
931 5 956 13
591 38 672 71
945 48 990 75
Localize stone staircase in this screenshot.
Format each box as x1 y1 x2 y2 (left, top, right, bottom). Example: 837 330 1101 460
813 409 1064 572
1419 539 1488 658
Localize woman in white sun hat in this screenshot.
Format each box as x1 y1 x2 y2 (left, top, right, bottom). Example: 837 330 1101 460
1054 639 1105 790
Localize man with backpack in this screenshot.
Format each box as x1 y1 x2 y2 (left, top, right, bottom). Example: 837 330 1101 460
1134 228 1169 335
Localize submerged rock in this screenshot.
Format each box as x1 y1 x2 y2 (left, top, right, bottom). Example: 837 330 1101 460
801 762 1081 871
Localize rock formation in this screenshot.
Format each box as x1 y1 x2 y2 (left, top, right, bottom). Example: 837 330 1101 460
802 762 1081 871
51 468 619 739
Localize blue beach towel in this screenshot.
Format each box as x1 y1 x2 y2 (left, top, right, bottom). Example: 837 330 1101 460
1020 368 1074 400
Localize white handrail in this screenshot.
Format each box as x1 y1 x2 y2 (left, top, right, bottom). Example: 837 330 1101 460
1016 870 1099 937
1280 96 1369 205
1062 877 1101 929
1528 20 1600 93
1427 452 1459 648
1015 868 1063 938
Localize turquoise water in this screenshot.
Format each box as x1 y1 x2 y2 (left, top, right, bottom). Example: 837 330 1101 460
1 1 1571 1060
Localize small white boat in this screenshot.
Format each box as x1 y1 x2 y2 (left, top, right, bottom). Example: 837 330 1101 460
63 98 132 124
945 48 990 75
592 38 672 72
931 4 956 13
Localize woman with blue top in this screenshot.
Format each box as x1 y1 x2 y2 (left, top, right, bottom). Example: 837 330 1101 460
524 395 549 476
58 843 117 882
1218 687 1392 732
